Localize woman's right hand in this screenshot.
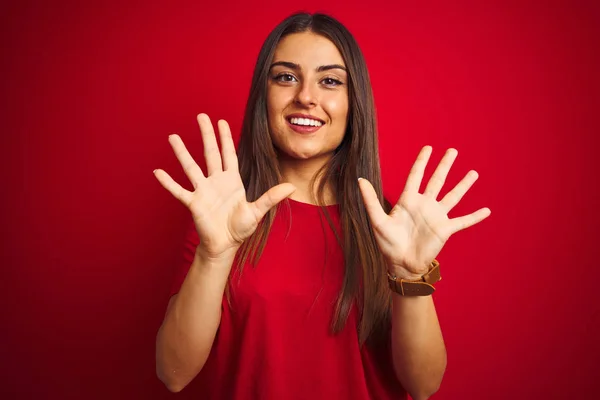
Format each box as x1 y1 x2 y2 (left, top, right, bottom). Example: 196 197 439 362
153 113 295 260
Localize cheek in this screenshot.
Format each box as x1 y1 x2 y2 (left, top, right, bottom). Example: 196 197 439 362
266 88 277 116
267 86 293 114
323 94 349 121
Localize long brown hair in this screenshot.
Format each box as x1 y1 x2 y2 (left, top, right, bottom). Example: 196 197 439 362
236 12 392 345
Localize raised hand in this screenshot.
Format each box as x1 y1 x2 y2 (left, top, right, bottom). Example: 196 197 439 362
358 146 491 280
153 114 296 260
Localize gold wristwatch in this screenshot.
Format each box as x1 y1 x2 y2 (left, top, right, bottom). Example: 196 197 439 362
387 260 441 296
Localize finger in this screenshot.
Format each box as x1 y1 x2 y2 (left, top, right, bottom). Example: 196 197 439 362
217 119 239 171
439 170 479 212
251 183 296 220
358 178 388 228
153 169 193 206
197 113 223 176
423 148 458 199
403 146 432 194
168 134 205 188
449 207 491 234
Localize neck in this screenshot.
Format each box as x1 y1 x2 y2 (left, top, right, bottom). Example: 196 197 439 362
278 153 336 206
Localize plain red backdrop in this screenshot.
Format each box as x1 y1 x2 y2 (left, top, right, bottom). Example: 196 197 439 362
2 0 599 398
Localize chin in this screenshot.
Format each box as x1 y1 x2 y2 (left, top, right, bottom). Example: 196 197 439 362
279 150 317 160
282 148 333 162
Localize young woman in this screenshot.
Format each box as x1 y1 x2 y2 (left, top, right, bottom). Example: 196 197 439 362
153 12 490 400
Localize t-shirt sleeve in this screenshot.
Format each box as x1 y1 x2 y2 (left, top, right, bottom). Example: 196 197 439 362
169 219 200 298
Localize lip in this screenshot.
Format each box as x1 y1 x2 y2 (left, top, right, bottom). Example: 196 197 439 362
286 113 326 124
286 120 322 134
285 113 325 134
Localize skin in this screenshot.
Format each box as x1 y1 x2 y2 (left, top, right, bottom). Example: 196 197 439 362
155 30 491 400
266 32 348 204
359 146 491 399
267 32 491 398
265 32 456 398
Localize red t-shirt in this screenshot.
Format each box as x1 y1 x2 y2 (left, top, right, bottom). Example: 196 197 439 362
170 198 406 399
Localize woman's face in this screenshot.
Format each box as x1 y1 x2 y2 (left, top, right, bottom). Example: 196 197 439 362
267 32 349 163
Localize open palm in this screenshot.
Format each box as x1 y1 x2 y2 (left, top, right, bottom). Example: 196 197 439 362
359 146 491 280
153 114 295 260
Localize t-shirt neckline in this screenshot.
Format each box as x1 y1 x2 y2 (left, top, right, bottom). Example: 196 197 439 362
285 198 339 209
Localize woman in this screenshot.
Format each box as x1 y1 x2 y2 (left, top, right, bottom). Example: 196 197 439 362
154 12 490 400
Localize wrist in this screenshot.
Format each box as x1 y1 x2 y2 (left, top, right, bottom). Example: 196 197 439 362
194 246 238 276
195 244 239 263
387 260 441 297
387 265 428 281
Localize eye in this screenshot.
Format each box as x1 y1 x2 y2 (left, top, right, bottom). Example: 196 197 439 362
274 73 297 83
321 77 343 87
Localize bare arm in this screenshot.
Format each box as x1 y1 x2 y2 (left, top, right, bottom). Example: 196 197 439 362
358 146 490 399
155 248 234 392
391 295 446 400
152 115 295 393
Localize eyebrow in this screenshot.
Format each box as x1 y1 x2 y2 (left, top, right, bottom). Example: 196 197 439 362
269 61 347 73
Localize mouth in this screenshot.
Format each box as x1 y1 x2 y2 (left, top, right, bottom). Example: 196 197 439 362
286 114 325 128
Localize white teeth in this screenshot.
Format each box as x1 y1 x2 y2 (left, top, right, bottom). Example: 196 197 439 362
290 117 323 127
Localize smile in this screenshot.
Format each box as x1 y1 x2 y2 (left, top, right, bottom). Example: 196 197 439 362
285 116 324 134
288 117 323 127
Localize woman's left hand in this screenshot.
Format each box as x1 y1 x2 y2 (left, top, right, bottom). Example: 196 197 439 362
358 146 491 280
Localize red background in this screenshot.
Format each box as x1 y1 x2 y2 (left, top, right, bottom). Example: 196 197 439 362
2 0 599 398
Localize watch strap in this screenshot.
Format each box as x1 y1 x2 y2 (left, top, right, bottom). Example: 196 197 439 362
387 260 441 296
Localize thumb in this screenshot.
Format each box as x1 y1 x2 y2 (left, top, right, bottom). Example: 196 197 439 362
251 183 297 220
358 178 388 227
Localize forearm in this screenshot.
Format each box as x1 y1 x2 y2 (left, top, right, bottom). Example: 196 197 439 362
391 294 447 400
156 247 233 392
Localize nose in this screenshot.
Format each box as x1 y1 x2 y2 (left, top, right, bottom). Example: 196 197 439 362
294 81 317 107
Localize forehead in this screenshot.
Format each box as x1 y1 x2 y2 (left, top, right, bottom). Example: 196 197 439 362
273 32 345 67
